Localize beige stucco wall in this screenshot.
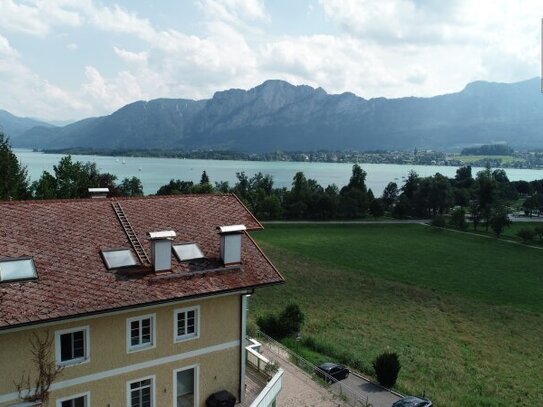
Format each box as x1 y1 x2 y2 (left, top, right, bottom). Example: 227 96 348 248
0 293 242 407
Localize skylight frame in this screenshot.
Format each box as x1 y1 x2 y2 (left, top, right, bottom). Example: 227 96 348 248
0 257 38 283
101 248 138 270
172 243 206 262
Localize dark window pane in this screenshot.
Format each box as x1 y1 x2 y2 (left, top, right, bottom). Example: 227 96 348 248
142 387 151 407
74 396 85 407
60 333 72 361
72 331 84 358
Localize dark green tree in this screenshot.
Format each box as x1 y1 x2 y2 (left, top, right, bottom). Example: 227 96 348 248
339 164 369 218
489 206 512 238
369 198 385 218
200 170 210 185
0 133 29 200
117 177 143 196
449 207 467 230
381 182 398 211
31 171 58 200
156 179 194 195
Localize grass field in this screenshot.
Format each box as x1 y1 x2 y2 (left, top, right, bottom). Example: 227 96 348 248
250 224 543 406
458 221 543 245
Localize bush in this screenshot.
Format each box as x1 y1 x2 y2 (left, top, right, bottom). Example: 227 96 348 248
257 314 284 338
516 228 535 243
430 215 446 228
257 303 305 339
279 304 305 335
372 352 401 387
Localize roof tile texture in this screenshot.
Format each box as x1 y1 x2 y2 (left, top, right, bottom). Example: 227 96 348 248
0 195 283 329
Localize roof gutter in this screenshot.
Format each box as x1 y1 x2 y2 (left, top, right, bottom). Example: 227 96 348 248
0 281 282 334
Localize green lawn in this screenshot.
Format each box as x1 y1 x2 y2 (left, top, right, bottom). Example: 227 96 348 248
250 224 543 407
459 221 543 245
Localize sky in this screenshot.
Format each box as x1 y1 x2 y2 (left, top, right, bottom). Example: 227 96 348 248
0 0 540 121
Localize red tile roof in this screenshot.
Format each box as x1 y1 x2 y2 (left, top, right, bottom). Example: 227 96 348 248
0 194 284 329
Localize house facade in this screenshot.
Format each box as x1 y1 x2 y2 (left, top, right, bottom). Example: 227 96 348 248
0 194 284 407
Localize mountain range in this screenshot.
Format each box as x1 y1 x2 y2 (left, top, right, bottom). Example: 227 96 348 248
3 78 543 152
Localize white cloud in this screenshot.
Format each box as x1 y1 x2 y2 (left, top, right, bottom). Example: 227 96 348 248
0 0 540 120
198 0 268 23
0 0 81 36
113 47 147 63
81 66 143 112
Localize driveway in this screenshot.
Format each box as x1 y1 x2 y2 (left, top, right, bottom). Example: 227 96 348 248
331 373 402 407
260 341 402 407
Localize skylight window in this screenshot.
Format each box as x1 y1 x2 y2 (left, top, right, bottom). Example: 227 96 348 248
101 248 138 269
172 243 205 262
0 257 37 282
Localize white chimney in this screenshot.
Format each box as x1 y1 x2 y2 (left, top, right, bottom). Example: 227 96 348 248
149 230 176 272
217 225 246 266
88 187 109 198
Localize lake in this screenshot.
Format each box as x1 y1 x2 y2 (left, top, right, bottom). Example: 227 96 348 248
14 149 543 195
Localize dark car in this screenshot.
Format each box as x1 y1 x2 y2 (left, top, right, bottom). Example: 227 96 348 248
392 396 433 407
315 362 349 382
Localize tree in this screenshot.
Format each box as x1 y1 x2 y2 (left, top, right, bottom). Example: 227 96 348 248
200 170 210 185
214 181 230 193
0 133 29 200
392 195 410 219
381 182 398 210
156 179 194 195
401 171 419 201
449 207 467 231
475 167 498 230
454 165 473 189
31 171 57 200
489 206 511 238
373 352 401 388
369 198 385 218
522 195 539 217
14 332 63 404
339 164 369 218
117 177 143 196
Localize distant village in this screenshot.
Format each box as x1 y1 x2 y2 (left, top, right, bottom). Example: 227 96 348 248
44 145 543 169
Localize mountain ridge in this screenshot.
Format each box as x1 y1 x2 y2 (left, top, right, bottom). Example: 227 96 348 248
4 77 543 152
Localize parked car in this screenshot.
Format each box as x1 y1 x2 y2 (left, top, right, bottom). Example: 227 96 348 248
315 362 350 382
392 396 433 407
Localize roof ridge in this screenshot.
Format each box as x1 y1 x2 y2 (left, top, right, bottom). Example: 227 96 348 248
0 193 235 206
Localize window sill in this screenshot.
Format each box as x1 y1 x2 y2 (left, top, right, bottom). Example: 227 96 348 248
57 357 90 368
127 343 156 354
174 334 199 344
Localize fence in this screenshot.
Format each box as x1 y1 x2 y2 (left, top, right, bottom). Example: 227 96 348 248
253 330 376 407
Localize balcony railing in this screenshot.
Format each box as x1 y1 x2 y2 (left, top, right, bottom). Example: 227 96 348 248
245 338 283 407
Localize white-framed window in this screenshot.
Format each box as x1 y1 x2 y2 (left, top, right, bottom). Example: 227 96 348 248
56 392 90 407
127 314 156 353
174 306 200 343
173 365 199 407
127 376 155 407
55 326 90 366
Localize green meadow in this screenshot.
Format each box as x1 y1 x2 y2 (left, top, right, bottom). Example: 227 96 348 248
250 224 543 406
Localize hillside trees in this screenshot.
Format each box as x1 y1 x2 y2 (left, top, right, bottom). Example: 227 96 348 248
31 155 143 199
0 133 30 200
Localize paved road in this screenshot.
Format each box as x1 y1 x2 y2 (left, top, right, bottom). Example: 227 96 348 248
263 220 429 225
261 341 402 407
330 373 402 407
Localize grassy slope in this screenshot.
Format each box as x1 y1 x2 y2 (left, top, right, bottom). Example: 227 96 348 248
250 224 543 407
